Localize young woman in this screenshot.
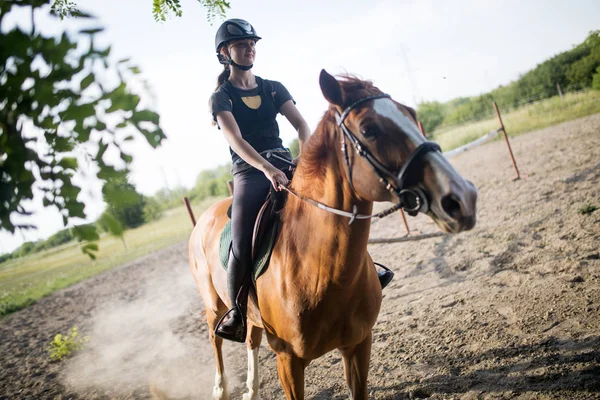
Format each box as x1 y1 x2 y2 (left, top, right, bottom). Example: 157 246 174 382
209 19 392 343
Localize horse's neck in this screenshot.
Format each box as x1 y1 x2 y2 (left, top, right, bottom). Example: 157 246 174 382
281 152 374 280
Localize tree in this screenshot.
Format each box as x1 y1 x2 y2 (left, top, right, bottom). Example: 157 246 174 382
416 102 446 133
0 0 166 258
143 197 163 222
50 0 231 23
192 165 231 201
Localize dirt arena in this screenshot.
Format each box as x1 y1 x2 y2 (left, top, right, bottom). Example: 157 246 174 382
1 115 598 399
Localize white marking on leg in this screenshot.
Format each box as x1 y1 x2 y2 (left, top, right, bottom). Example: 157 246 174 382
373 98 425 147
242 347 260 400
213 371 230 400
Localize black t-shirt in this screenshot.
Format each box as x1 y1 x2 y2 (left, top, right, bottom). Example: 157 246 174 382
210 76 295 163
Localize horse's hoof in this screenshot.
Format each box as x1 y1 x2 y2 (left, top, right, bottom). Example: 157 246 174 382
212 387 229 400
242 391 258 400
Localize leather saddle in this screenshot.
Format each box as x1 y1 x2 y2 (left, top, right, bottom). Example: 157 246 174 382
224 167 292 274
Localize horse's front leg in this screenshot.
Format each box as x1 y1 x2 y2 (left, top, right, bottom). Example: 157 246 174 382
340 331 372 400
206 305 231 400
243 323 263 400
275 351 307 400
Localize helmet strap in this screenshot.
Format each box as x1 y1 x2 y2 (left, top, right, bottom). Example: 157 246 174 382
223 47 253 71
230 59 253 71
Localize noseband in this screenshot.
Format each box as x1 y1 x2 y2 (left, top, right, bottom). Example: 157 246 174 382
335 94 441 216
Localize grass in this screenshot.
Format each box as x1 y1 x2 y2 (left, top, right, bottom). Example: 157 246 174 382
0 196 223 318
432 90 600 151
578 203 598 215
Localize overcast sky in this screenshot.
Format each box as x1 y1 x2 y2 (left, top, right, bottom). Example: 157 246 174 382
1 0 599 253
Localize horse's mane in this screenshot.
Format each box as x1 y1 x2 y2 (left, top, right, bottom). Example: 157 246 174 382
297 75 383 185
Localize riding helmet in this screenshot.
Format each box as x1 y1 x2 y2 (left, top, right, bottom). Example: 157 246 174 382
215 18 261 61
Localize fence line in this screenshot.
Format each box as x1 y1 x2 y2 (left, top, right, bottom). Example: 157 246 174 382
442 129 500 159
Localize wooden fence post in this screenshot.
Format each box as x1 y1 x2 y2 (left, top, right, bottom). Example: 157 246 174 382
493 101 521 181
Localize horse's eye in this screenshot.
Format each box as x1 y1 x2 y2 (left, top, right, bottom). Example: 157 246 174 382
360 127 378 140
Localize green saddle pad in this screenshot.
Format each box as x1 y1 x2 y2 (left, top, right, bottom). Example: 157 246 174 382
219 219 280 281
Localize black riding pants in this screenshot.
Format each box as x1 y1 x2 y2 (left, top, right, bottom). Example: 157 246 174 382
228 155 291 307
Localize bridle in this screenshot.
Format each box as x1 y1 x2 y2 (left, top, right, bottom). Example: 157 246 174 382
278 93 442 224
336 94 441 216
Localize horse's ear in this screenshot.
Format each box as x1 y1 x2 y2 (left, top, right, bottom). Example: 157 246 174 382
319 69 344 107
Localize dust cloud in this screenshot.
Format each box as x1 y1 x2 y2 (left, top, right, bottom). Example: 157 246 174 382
61 263 241 398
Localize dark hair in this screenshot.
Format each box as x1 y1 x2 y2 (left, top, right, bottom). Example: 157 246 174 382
211 65 230 126
215 65 230 91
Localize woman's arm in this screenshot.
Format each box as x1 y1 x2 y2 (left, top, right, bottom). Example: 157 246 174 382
216 111 289 190
280 100 311 155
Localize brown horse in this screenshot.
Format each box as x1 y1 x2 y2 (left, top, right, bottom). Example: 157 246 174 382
189 70 477 399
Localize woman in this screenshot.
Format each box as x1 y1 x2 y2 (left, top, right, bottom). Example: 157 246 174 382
210 19 392 343
210 18 309 343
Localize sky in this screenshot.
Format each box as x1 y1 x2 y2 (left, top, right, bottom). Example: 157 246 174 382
1 0 599 253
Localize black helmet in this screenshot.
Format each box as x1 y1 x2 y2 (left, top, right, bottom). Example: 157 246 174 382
215 18 261 54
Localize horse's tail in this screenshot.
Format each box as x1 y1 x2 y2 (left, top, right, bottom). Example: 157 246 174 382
183 197 196 227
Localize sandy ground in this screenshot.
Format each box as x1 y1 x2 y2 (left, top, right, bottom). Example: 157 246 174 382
0 115 599 400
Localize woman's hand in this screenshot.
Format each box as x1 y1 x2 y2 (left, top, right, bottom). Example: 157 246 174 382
263 165 289 191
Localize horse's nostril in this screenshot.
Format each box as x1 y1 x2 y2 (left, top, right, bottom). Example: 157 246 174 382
441 194 462 220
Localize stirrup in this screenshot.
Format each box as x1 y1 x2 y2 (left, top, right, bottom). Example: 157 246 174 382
214 307 247 343
375 262 394 289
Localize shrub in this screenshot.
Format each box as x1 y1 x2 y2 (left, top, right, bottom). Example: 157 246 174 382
48 326 90 362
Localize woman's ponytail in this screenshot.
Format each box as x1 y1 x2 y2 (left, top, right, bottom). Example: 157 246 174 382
215 65 230 91
211 65 230 126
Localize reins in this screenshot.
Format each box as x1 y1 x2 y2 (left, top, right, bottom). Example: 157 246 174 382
268 152 402 225
281 185 402 225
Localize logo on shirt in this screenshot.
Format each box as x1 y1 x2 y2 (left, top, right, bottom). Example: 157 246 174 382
241 96 261 109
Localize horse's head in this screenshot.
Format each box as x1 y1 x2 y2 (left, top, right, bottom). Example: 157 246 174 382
318 70 477 233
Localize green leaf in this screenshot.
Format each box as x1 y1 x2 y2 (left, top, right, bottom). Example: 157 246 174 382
80 28 104 35
70 10 95 18
99 211 123 236
60 184 81 199
62 103 96 121
136 126 165 148
97 141 108 161
59 157 78 170
81 243 99 252
80 73 94 90
132 109 160 124
72 224 100 242
120 153 133 163
81 245 97 260
67 201 86 219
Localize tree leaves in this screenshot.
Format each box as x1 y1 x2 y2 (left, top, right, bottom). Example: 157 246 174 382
1 0 166 260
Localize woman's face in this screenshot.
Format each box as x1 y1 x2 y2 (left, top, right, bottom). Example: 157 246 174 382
224 39 256 66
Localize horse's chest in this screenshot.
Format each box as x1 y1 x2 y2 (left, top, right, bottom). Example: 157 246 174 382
278 299 376 358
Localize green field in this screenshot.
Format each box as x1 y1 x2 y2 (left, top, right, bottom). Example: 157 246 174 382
432 90 600 151
0 197 223 317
